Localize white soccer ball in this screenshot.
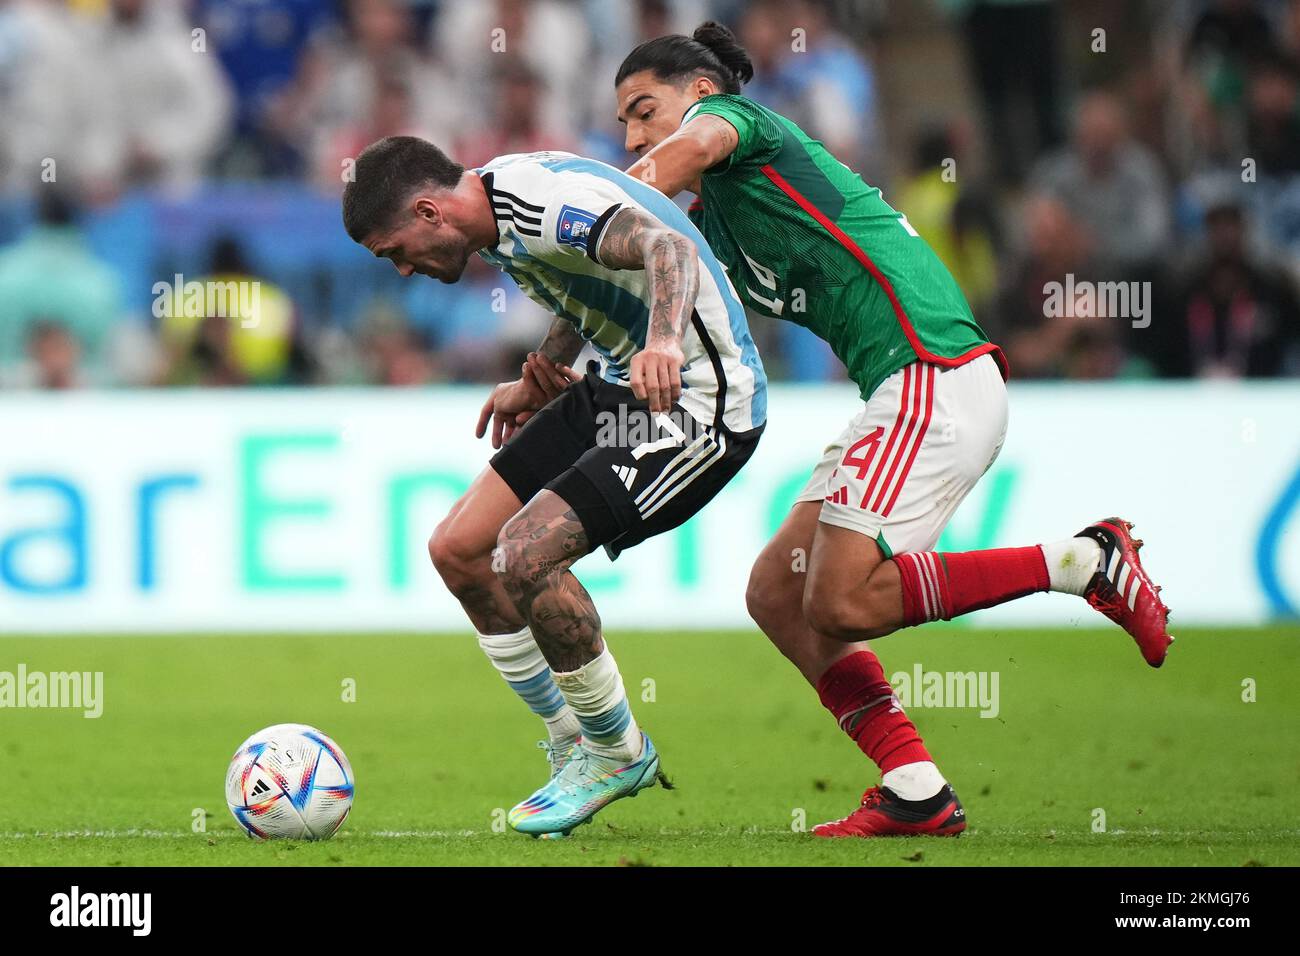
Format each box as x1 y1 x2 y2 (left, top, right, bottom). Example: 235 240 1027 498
225 723 354 840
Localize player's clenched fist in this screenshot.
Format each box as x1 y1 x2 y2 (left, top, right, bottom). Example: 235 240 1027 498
630 343 684 413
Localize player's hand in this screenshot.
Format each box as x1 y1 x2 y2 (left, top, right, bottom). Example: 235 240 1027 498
630 343 684 413
476 377 546 449
523 351 581 401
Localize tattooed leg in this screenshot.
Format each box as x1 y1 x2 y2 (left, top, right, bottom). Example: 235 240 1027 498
495 490 645 762
493 490 603 672
446 577 524 635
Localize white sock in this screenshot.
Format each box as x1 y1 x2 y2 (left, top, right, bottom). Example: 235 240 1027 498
542 709 581 747
881 761 948 801
1040 538 1102 596
476 627 579 746
552 646 642 761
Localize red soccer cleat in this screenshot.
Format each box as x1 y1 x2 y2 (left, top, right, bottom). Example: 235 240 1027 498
1075 518 1173 668
811 784 967 838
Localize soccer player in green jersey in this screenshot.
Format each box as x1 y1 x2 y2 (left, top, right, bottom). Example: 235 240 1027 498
537 21 1173 837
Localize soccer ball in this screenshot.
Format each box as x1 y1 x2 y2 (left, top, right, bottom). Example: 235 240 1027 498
225 723 354 840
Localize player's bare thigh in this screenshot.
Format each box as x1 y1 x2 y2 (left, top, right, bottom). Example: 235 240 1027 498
804 521 895 640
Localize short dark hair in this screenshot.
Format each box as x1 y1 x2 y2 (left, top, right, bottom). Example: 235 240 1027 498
342 136 465 242
616 21 753 95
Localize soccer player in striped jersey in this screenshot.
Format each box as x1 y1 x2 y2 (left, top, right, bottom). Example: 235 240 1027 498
343 136 766 837
560 21 1170 838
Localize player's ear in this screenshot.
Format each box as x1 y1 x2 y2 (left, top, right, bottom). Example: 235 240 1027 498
693 75 717 99
413 196 443 227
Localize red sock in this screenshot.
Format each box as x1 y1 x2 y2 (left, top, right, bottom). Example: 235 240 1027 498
816 651 932 773
895 547 1049 625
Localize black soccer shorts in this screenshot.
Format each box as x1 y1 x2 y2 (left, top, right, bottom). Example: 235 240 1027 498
490 364 763 559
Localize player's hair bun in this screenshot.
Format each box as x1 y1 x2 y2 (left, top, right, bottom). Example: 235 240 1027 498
614 21 753 94
693 21 754 87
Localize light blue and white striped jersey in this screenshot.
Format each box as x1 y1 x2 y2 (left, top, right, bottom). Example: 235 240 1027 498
474 152 767 432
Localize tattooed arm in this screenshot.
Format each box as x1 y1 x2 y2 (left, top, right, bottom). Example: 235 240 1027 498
523 317 585 400
536 316 585 367
625 114 739 198
596 206 699 412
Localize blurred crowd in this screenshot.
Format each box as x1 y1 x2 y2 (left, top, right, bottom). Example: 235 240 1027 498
0 0 1297 389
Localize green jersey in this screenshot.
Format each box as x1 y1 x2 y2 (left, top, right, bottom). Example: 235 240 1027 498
682 94 1005 399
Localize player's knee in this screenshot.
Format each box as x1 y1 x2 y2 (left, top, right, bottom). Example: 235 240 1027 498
428 521 482 589
427 523 451 573
745 558 799 631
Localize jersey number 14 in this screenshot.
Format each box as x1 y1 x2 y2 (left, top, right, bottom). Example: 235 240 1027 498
735 213 919 315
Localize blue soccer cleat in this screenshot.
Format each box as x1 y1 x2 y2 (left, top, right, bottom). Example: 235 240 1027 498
527 739 578 840
538 738 575 778
508 733 664 837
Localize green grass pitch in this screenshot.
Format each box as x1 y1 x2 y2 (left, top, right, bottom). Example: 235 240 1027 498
1 625 1297 866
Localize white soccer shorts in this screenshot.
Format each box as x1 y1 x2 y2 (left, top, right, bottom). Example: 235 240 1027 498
796 354 1008 557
